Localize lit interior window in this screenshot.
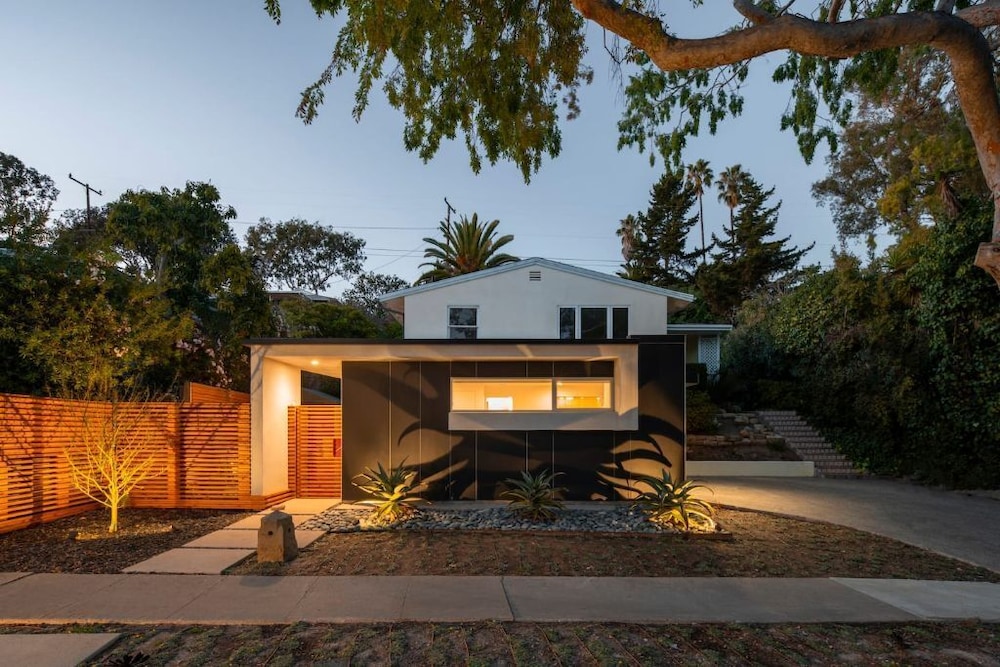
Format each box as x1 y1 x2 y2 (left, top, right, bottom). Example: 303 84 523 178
452 378 612 411
452 380 552 411
556 380 612 409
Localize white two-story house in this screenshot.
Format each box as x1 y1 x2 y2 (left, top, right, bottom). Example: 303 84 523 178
246 258 728 501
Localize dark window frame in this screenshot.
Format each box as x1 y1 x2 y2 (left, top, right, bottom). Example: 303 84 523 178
448 306 478 339
558 306 629 339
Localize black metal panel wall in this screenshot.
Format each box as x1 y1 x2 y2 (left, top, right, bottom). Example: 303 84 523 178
341 361 389 500
634 339 686 482
340 339 684 501
417 362 453 499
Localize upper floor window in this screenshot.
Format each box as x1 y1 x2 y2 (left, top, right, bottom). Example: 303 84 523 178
559 306 628 340
449 306 478 339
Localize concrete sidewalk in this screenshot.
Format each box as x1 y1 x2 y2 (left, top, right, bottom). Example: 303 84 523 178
0 572 997 625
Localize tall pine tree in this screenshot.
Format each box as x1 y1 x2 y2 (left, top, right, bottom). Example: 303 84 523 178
697 175 812 321
618 168 700 289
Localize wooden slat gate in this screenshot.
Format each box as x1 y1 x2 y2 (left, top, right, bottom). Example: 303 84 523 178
288 405 343 498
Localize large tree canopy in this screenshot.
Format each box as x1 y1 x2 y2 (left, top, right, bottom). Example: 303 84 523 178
0 151 58 248
269 0 1000 283
245 217 365 294
617 168 700 289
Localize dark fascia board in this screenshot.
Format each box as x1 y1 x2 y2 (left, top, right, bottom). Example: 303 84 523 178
244 335 685 347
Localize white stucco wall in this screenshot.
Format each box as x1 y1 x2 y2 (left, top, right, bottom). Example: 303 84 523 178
250 353 301 496
401 264 672 339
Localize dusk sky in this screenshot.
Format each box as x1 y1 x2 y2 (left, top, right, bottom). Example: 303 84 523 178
3 2 848 295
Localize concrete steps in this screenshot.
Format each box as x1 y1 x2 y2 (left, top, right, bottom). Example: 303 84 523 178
757 411 863 478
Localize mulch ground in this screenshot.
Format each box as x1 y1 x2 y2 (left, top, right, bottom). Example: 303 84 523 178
0 508 253 573
3 621 999 666
229 508 1000 581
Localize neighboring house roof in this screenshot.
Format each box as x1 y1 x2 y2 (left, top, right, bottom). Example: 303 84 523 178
268 290 338 304
666 323 733 335
380 257 695 314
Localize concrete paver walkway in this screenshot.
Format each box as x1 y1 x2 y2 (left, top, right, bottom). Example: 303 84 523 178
123 498 339 574
700 477 1000 573
0 573 998 625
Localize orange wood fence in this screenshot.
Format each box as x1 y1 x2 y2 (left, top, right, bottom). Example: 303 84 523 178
182 382 250 404
0 393 283 534
288 405 342 498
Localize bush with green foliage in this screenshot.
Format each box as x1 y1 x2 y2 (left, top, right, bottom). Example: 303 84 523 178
501 469 566 521
686 389 719 435
631 470 716 533
717 200 1000 487
351 461 425 526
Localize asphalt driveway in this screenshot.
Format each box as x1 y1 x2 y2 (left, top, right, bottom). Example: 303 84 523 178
699 477 1000 574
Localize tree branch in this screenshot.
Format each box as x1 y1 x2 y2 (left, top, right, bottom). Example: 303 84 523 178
828 0 845 23
733 0 775 25
955 2 1000 28
572 0 1000 241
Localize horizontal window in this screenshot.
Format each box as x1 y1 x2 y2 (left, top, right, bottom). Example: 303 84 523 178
452 379 552 411
452 378 612 412
556 380 611 409
559 306 629 339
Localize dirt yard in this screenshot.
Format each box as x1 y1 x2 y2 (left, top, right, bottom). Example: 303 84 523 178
0 508 253 573
229 508 1000 581
3 621 998 666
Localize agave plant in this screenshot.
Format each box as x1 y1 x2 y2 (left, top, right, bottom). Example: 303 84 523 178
630 470 716 533
502 469 567 521
351 460 424 526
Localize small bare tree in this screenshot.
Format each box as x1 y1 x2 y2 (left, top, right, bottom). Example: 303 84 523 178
64 388 167 533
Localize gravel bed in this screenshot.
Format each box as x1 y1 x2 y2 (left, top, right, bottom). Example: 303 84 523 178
301 505 670 533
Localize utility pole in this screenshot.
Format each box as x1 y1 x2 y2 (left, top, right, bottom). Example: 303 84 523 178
443 197 457 233
68 173 103 227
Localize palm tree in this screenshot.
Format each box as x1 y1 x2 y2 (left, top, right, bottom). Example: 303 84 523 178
616 213 640 262
416 213 518 284
685 159 713 265
717 164 748 239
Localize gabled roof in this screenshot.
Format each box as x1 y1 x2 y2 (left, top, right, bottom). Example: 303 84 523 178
380 257 695 309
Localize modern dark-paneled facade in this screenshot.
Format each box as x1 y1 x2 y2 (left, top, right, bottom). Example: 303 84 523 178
338 338 685 501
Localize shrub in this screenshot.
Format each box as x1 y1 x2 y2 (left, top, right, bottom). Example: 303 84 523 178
501 469 566 521
351 460 424 526
685 363 709 390
631 470 716 533
686 389 719 434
